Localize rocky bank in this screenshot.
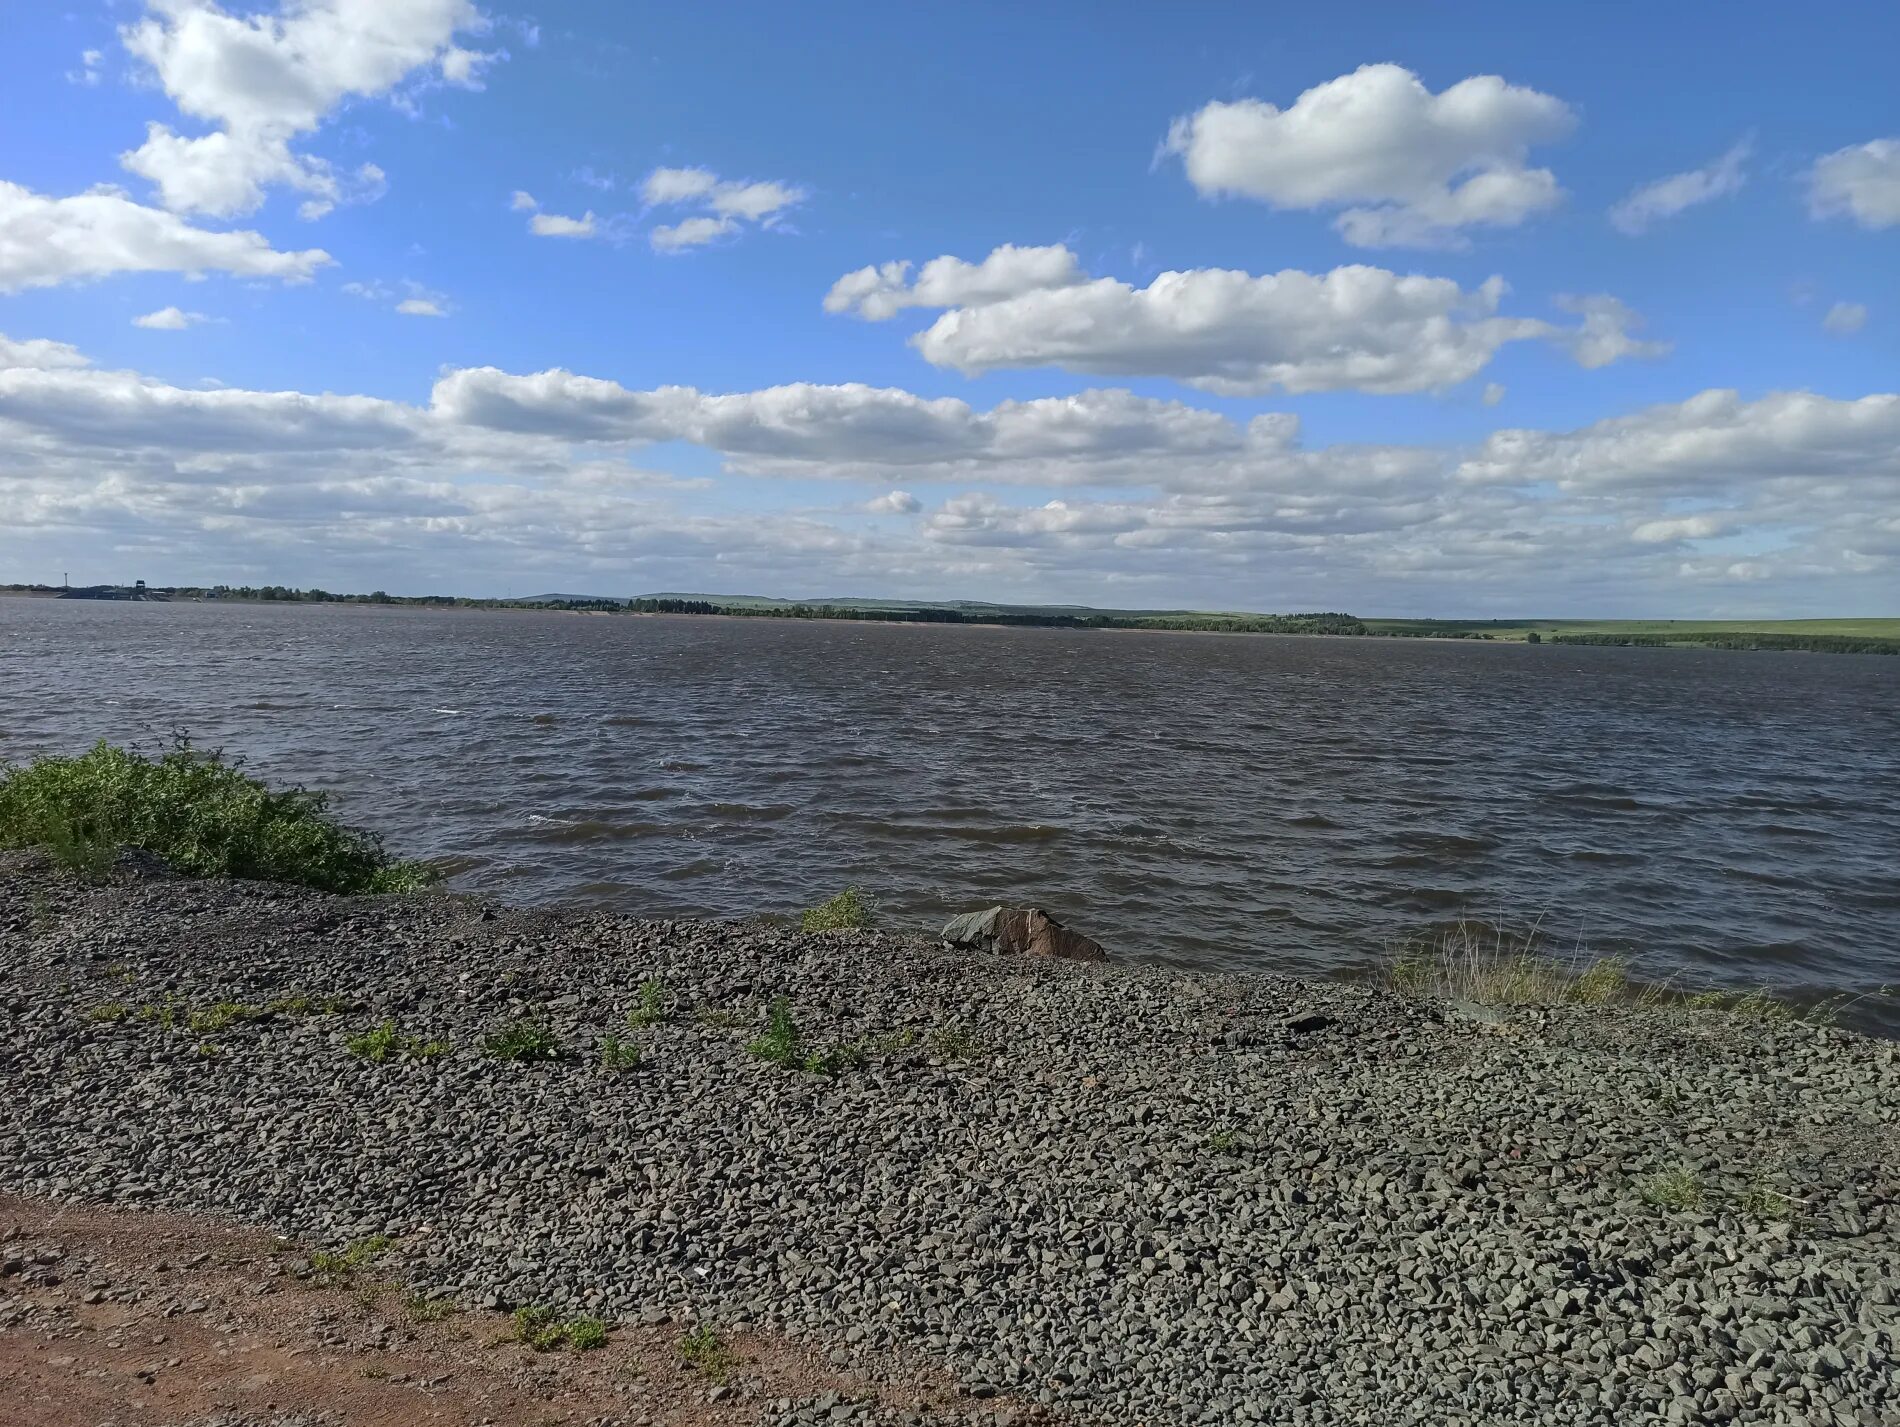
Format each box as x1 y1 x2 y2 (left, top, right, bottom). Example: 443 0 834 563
0 856 1895 1426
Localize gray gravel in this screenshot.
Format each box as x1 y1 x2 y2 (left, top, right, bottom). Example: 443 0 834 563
1 856 1895 1426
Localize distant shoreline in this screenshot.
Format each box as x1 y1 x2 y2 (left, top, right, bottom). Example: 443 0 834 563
7 586 1896 654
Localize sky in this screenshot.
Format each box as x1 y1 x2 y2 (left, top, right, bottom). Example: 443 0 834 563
1 1 1897 615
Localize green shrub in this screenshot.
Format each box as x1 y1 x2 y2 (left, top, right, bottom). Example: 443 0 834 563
1639 1168 1705 1212
484 1021 565 1062
0 740 434 893
801 888 873 931
746 996 803 1066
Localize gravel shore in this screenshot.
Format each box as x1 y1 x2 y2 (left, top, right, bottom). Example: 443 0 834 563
2 856 1895 1426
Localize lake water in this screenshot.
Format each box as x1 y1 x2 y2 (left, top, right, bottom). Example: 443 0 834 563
5 598 1897 1025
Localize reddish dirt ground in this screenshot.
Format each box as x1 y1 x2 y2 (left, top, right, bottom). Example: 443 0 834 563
0 1195 1039 1427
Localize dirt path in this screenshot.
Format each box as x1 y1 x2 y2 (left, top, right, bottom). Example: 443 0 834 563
0 1196 1029 1427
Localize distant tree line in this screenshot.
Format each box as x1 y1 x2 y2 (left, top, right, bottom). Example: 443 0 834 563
1552 631 1898 655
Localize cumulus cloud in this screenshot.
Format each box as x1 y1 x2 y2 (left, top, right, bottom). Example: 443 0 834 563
1823 302 1868 336
1458 388 1900 492
1609 138 1750 234
396 297 446 317
651 216 736 251
510 189 539 212
641 164 804 252
1809 138 1900 229
1555 295 1672 369
828 246 1661 395
530 209 598 239
0 180 332 292
824 245 1086 320
3 334 1889 610
1161 64 1574 249
134 306 210 330
117 0 493 219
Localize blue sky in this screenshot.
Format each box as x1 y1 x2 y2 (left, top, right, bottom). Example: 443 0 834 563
1 1 1896 614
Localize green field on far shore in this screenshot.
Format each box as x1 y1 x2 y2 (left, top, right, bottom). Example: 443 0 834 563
1362 617 1900 644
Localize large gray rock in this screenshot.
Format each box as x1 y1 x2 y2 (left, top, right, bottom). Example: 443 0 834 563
939 905 1107 962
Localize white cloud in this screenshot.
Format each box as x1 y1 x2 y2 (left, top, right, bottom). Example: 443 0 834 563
0 180 332 292
1458 388 1900 492
117 0 493 218
830 246 1661 395
824 245 1085 320
0 336 90 370
1823 301 1868 336
134 306 210 330
642 167 720 204
641 164 805 252
1632 514 1730 543
1809 138 1900 229
1609 138 1750 234
1161 64 1574 249
651 216 736 251
67 48 104 85
344 278 452 316
530 210 598 239
510 190 539 212
4 334 1890 611
1555 295 1672 369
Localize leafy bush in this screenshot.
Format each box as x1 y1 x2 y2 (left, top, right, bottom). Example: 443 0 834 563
746 996 864 1076
0 740 435 893
801 887 873 931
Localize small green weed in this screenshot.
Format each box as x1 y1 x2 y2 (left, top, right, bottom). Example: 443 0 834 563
188 1001 265 1033
133 996 184 1030
346 1020 449 1064
1205 1129 1241 1154
598 1033 642 1072
85 1002 129 1023
310 1234 392 1279
927 1025 988 1060
404 1294 458 1323
800 887 873 932
869 1028 919 1052
696 1007 748 1030
627 978 667 1027
483 1021 565 1062
511 1305 607 1352
678 1323 737 1381
803 1041 867 1076
1738 1179 1800 1221
746 997 802 1066
1639 1168 1706 1212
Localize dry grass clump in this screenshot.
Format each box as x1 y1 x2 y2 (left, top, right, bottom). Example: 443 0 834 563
1384 921 1663 1008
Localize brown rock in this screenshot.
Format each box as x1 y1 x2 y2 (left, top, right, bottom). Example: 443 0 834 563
939 906 1107 962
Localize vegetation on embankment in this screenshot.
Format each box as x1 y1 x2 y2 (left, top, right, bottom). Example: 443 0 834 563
0 741 435 893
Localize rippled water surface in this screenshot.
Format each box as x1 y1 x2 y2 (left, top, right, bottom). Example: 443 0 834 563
6 599 1897 1015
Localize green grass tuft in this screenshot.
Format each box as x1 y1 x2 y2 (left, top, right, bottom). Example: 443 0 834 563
1386 922 1657 1008
800 887 873 932
1639 1168 1706 1212
311 1234 392 1279
84 1002 129 1023
483 1021 565 1062
0 739 435 893
404 1294 458 1323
